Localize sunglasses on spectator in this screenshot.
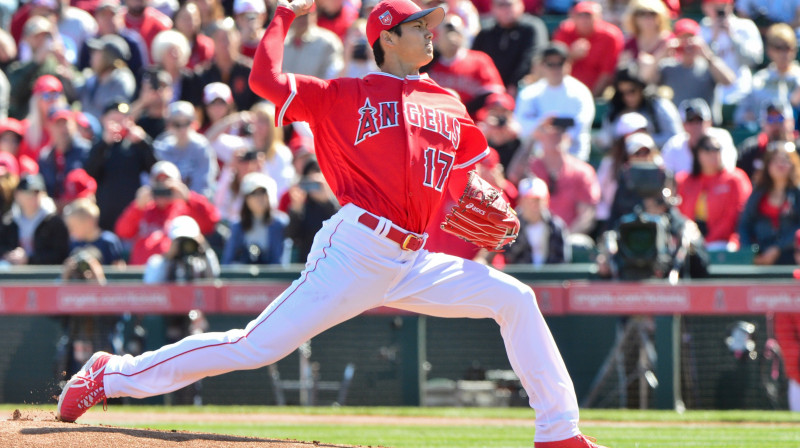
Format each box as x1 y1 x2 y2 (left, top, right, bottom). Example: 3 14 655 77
634 10 657 17
685 116 705 124
699 144 721 152
769 44 795 52
766 114 785 124
544 60 565 68
170 121 192 129
494 1 513 7
619 88 640 97
40 91 60 101
632 147 651 157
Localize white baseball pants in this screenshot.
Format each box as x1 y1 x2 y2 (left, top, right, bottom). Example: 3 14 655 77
103 203 581 442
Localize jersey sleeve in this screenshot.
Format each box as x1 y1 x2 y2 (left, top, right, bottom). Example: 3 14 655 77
453 119 490 169
249 6 340 127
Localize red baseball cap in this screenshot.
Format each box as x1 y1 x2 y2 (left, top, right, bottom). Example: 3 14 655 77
0 151 19 177
674 18 700 37
573 1 601 14
32 75 63 95
62 169 97 203
366 0 445 46
0 118 24 137
485 92 515 111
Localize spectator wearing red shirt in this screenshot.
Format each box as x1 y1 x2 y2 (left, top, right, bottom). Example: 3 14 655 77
234 0 267 60
426 15 504 116
19 75 69 163
115 161 220 265
123 0 172 62
676 133 752 250
527 117 600 235
173 2 214 70
316 0 358 41
0 118 38 176
553 1 624 97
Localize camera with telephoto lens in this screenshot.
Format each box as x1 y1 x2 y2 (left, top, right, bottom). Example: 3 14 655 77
352 38 369 61
174 236 201 258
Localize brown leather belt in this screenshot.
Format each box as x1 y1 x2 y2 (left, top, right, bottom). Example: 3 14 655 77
357 213 425 251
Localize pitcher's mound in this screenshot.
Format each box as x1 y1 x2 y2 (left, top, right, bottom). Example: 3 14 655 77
2 409 367 448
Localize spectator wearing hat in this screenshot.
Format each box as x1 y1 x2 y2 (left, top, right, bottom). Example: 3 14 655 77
142 214 220 283
425 15 505 117
676 133 751 250
595 113 651 232
215 147 275 223
0 173 70 265
520 117 600 236
198 18 260 112
281 2 343 80
150 29 200 105
0 117 39 176
123 0 172 62
661 98 737 175
698 0 762 106
618 0 674 70
153 101 218 199
607 132 665 226
173 2 214 70
471 0 548 97
61 168 97 204
315 0 359 41
735 23 800 130
738 100 800 181
128 68 173 139
0 151 19 215
514 42 595 162
78 34 136 118
63 197 125 266
17 74 68 162
505 177 570 266
38 109 92 203
84 99 156 230
77 0 147 86
553 1 624 97
115 161 219 265
200 82 250 170
221 171 289 265
234 0 268 60
642 18 735 121
477 92 522 171
601 64 683 149
74 111 101 145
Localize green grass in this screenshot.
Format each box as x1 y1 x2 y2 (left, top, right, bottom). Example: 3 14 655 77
4 405 800 447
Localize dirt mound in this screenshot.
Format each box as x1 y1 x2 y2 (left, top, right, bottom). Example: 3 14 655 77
1 409 369 448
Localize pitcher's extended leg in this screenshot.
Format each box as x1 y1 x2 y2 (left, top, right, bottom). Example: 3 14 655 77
386 252 579 443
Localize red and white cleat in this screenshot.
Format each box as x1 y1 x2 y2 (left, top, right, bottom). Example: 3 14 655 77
535 434 610 448
56 351 112 422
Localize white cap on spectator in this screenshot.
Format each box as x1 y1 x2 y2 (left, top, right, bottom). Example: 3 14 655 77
167 101 195 121
23 16 53 37
233 0 266 15
150 160 181 183
203 82 233 105
168 215 201 240
241 172 275 196
615 112 648 137
518 177 549 201
625 132 656 155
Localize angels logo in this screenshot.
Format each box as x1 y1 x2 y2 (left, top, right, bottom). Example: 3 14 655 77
355 98 380 145
379 11 392 26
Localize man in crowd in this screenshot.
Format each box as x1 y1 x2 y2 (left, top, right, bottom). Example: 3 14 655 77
661 98 737 175
738 99 799 180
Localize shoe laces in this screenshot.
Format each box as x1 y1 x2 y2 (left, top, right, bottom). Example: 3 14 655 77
69 364 107 411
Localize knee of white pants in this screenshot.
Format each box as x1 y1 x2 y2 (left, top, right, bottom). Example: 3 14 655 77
494 280 538 323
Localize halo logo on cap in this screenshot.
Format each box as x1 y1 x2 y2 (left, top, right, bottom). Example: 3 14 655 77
379 11 392 25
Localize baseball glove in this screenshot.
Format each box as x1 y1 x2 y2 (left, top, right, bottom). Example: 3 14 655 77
441 170 520 251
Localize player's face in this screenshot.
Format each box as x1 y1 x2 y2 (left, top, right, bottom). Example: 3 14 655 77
396 18 435 67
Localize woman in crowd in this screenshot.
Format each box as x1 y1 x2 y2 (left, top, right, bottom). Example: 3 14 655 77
214 147 274 224
221 172 288 265
739 141 800 265
247 102 295 199
601 64 683 148
150 29 197 104
676 133 751 250
200 82 247 170
173 2 215 71
20 75 68 162
619 0 673 69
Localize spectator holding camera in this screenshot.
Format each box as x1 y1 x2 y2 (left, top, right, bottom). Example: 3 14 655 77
247 102 295 198
128 68 173 140
84 100 156 231
699 0 763 107
338 19 377 79
505 177 570 265
153 101 218 199
476 92 521 171
676 133 752 250
0 173 69 265
221 172 288 265
285 159 339 263
38 109 91 202
738 99 799 182
739 141 800 265
143 215 220 283
215 148 275 223
514 42 594 162
115 161 219 265
63 198 125 266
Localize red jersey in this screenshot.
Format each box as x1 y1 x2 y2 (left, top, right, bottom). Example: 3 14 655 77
316 6 359 41
426 49 505 109
553 19 623 93
124 7 173 61
250 7 489 233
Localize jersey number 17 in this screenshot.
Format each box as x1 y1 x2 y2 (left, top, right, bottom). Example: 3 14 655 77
423 148 455 192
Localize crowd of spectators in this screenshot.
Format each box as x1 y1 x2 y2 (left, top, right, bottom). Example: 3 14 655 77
1 0 800 278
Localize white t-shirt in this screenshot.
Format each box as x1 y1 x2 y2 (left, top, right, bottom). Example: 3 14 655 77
661 127 738 175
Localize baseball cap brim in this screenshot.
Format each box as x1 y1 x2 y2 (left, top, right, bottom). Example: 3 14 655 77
402 6 445 29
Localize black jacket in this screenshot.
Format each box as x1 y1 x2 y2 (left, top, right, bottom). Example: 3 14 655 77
505 212 570 265
0 209 70 265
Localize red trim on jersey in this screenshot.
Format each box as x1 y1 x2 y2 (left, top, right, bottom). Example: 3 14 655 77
104 219 345 380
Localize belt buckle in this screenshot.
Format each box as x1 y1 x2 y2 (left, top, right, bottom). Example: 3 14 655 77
401 234 423 251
